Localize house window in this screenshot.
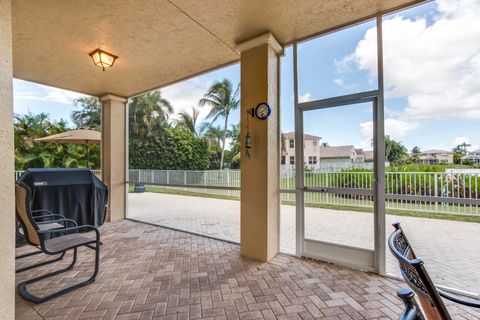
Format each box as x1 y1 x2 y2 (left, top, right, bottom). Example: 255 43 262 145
289 139 294 148
289 156 295 165
308 156 317 165
281 156 285 165
313 140 317 146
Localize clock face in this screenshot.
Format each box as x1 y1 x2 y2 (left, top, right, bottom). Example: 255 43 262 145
255 103 271 120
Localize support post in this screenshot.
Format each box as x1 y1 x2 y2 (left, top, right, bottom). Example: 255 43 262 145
374 15 386 275
100 94 127 222
0 0 15 317
237 33 282 261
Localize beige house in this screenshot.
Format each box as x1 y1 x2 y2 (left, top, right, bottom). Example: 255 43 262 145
420 149 454 164
282 132 321 167
462 150 480 165
363 150 374 162
282 132 369 169
319 145 357 163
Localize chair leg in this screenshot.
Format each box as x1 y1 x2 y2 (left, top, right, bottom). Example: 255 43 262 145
18 243 100 304
398 288 425 320
16 250 65 273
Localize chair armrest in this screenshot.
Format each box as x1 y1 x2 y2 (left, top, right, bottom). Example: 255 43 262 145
438 289 480 308
32 209 57 215
36 218 78 228
397 288 423 320
32 212 66 221
38 225 100 240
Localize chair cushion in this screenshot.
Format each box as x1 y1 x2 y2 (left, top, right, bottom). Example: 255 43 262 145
44 233 95 253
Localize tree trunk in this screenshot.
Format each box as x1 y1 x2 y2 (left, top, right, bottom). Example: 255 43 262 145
220 115 228 170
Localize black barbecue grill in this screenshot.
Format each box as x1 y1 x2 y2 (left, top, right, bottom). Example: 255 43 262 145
18 168 108 227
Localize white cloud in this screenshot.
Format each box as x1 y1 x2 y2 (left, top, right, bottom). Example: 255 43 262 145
338 0 480 120
360 118 418 139
160 77 214 123
299 92 311 103
14 80 87 104
358 118 419 149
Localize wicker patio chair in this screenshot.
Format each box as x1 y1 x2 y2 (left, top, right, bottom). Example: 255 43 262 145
388 222 480 320
15 182 101 303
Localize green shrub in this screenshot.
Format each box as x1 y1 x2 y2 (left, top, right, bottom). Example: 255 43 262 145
129 127 209 170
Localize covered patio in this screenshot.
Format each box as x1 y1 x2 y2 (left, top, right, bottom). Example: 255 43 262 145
1 0 476 319
15 220 480 319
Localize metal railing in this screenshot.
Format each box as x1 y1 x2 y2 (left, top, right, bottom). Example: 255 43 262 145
15 169 480 216
128 169 480 216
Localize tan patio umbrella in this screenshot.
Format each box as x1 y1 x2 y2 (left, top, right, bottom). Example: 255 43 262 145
35 127 101 168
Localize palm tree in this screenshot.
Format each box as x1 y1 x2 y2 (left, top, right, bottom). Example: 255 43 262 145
201 124 224 151
199 79 240 169
14 112 68 169
129 90 173 142
227 123 241 168
458 142 471 154
175 107 200 136
72 97 101 129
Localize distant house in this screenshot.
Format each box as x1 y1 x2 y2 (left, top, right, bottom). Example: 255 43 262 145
461 150 480 165
355 149 365 162
282 132 321 167
363 150 374 162
420 149 454 164
319 145 357 164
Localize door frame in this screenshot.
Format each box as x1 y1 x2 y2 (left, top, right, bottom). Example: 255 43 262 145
292 26 385 272
297 94 384 272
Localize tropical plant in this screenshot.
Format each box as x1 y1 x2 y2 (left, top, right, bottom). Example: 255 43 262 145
175 107 200 136
129 127 209 170
14 112 101 170
129 90 173 142
200 124 224 152
410 146 421 163
385 135 408 165
199 79 240 169
71 97 101 129
226 123 241 168
458 142 471 154
452 145 466 164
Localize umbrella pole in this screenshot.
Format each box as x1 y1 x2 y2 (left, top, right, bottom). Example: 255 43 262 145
86 143 90 169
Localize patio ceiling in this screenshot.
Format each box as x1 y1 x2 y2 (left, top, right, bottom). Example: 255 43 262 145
12 0 423 97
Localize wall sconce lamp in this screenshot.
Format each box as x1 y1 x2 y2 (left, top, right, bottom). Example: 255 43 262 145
89 49 118 71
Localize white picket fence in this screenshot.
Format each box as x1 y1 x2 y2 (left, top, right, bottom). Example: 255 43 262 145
128 169 480 216
15 169 480 216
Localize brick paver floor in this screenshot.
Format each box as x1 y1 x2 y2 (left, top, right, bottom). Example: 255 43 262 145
128 193 480 296
16 220 480 319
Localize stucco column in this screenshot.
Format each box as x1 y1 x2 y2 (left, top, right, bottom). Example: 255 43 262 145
100 94 127 222
0 0 15 318
237 33 282 261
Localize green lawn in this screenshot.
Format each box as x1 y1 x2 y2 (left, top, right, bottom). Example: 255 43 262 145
129 185 480 223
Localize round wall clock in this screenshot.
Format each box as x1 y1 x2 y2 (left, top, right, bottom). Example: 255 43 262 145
255 103 271 120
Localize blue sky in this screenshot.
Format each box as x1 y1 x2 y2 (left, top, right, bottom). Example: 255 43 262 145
14 0 479 152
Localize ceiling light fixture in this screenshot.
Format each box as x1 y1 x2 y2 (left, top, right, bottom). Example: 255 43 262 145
89 48 118 71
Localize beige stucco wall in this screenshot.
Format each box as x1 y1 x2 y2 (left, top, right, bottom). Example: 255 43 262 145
240 41 280 262
284 138 320 165
101 95 127 222
0 0 15 318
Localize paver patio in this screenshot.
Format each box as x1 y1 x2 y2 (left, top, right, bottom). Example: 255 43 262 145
15 220 480 319
128 192 480 296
